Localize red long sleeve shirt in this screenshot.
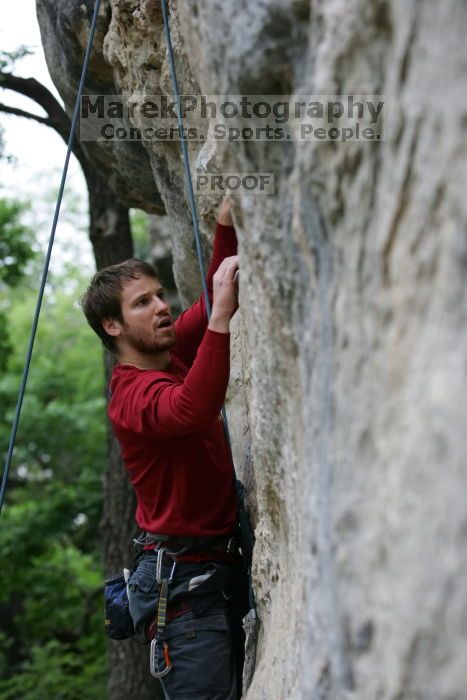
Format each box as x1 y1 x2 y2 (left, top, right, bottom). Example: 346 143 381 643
108 223 238 537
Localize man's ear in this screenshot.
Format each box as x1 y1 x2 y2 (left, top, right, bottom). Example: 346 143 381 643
102 317 123 337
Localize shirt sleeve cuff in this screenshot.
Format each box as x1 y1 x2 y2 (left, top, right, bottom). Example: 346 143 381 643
214 223 237 256
215 223 236 233
202 328 231 350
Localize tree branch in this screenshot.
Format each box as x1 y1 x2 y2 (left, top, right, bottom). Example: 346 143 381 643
0 71 90 176
0 102 51 126
0 72 66 121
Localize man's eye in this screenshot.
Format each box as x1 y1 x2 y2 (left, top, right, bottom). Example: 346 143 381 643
158 293 165 300
137 298 148 305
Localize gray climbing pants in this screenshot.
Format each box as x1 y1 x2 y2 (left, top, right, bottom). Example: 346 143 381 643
155 608 237 700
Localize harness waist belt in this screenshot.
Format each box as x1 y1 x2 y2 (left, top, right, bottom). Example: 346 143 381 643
146 532 234 551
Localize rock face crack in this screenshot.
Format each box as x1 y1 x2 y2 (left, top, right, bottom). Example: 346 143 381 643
382 116 421 285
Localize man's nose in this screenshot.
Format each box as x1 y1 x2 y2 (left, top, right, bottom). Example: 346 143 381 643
153 295 169 313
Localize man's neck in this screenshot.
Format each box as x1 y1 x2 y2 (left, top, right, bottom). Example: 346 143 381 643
117 349 172 371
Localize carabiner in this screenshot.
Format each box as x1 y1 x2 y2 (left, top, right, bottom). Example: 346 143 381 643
150 638 173 679
156 546 167 585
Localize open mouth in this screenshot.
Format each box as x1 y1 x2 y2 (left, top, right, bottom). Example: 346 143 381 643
158 318 173 329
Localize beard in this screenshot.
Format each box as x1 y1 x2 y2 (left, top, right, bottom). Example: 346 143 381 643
121 321 176 355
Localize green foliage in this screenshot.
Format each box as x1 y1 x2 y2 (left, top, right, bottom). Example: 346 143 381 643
0 245 107 698
0 46 34 72
0 199 34 286
0 198 36 372
1 280 106 480
0 528 107 697
130 208 151 259
19 543 101 638
0 192 33 414
0 638 105 700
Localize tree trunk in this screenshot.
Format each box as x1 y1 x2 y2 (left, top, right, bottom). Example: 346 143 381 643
87 172 164 700
0 66 164 697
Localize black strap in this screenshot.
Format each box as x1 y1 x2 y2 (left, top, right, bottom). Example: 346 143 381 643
146 532 233 550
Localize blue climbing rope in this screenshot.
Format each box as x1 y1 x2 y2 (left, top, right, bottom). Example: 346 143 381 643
0 0 103 516
159 0 239 442
160 0 256 619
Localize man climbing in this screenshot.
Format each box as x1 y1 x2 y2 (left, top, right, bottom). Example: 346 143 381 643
81 195 247 699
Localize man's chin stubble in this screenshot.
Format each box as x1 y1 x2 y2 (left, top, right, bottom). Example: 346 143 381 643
139 332 176 355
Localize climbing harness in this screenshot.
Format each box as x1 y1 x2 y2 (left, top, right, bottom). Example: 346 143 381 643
144 538 240 679
160 0 257 627
0 0 103 516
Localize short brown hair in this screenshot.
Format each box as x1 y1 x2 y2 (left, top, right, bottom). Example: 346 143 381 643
80 259 158 351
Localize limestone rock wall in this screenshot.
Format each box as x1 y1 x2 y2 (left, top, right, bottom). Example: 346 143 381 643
37 1 467 698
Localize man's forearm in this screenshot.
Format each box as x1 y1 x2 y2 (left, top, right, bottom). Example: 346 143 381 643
217 194 233 226
205 216 238 300
208 312 230 334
